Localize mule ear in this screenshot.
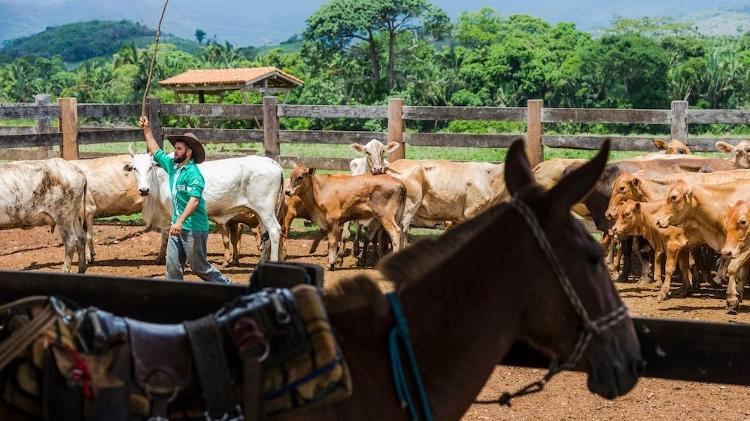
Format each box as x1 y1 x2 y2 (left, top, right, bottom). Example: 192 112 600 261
653 138 667 150
505 140 535 196
715 141 734 153
544 139 610 212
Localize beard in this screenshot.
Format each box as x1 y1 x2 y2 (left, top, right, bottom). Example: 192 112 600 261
174 155 187 163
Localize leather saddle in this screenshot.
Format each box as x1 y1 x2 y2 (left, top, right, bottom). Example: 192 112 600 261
45 288 310 421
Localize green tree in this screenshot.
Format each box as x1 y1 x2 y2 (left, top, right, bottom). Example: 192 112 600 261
195 29 207 44
303 0 450 91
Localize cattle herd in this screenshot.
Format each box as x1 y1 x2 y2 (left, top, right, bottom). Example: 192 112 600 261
4 137 750 313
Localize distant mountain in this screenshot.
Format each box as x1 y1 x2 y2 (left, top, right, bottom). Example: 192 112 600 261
686 7 750 35
0 20 200 62
0 0 748 47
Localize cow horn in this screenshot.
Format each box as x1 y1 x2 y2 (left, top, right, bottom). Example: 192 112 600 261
128 143 136 156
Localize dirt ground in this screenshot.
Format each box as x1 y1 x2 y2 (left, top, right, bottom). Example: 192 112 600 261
0 224 749 421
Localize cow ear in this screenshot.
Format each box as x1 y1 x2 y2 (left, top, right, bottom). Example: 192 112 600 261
544 139 610 213
350 143 364 153
504 140 535 196
715 141 734 153
386 141 401 154
631 177 640 188
634 202 641 211
123 164 133 172
653 138 667 150
308 167 316 176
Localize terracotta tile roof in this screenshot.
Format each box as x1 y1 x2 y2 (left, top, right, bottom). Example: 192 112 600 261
159 66 304 87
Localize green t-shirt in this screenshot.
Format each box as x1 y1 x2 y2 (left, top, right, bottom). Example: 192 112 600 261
153 149 209 232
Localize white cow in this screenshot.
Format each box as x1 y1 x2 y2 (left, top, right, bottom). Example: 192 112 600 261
70 154 150 263
128 152 285 261
0 158 89 272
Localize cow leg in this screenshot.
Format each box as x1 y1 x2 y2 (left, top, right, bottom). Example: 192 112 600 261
256 211 281 262
657 251 678 302
351 222 361 257
650 249 664 286
58 225 75 273
230 222 243 265
602 233 614 268
309 230 324 254
327 222 342 270
378 213 402 253
85 204 95 264
155 230 168 265
633 237 652 283
675 250 692 298
217 224 232 267
726 261 742 313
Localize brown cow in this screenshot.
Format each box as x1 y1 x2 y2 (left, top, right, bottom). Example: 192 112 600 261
654 180 750 312
285 165 406 270
653 138 690 155
716 140 750 168
611 200 699 301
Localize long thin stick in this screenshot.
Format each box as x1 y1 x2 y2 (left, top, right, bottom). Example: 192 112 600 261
141 0 170 117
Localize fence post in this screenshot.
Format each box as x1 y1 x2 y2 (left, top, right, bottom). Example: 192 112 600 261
263 96 280 161
35 94 51 158
671 100 688 141
58 97 78 160
147 97 163 148
388 98 405 161
526 99 543 166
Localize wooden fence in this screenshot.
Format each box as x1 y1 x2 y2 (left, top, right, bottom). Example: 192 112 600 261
0 269 748 386
1 97 749 169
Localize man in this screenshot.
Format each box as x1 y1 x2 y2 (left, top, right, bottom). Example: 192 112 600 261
140 116 231 284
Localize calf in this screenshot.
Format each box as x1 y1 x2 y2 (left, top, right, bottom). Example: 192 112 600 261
0 159 89 272
654 180 750 312
653 138 691 155
285 164 406 270
611 200 700 301
716 140 750 168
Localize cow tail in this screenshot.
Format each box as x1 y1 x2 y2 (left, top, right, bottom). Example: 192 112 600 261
81 178 89 237
274 172 286 224
396 183 407 231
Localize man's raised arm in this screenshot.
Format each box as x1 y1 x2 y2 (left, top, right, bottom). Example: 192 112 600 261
139 116 160 154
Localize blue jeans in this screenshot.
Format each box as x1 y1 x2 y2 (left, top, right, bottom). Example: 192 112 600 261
166 231 231 284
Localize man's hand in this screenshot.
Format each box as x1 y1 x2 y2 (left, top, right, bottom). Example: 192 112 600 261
170 220 183 236
139 116 150 129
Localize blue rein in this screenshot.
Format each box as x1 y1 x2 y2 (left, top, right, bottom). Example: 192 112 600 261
387 292 433 421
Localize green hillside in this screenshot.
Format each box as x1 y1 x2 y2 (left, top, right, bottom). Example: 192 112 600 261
0 20 201 63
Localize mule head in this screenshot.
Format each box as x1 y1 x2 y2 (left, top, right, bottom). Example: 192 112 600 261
506 139 643 400
716 140 750 169
722 200 750 259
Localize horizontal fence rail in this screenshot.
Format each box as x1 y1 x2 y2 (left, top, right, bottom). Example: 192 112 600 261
1 98 749 169
0 270 747 386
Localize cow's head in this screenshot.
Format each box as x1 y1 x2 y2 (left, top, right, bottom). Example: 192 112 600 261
606 171 645 220
127 143 160 197
655 181 692 229
722 200 750 259
610 200 642 240
654 138 690 155
350 139 400 175
285 164 315 197
716 140 750 168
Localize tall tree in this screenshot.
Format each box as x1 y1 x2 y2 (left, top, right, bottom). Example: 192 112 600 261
195 29 207 44
303 0 449 91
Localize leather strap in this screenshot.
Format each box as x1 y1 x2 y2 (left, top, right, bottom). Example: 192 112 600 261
0 297 58 371
183 316 239 418
241 353 263 421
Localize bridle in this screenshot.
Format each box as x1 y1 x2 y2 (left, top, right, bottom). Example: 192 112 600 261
477 197 629 407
